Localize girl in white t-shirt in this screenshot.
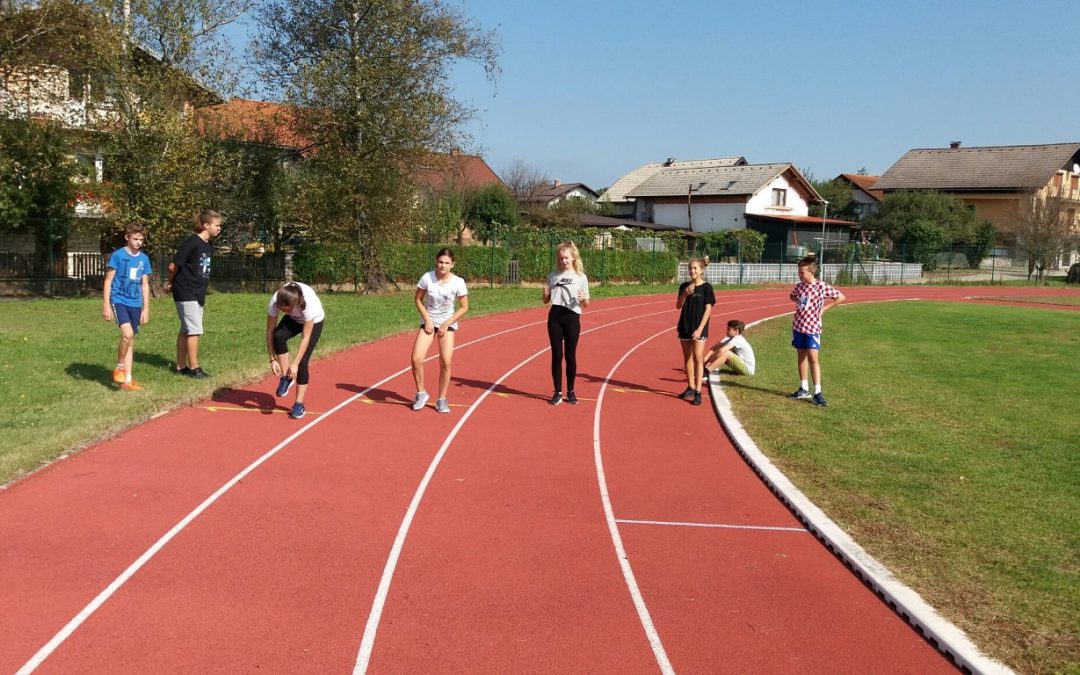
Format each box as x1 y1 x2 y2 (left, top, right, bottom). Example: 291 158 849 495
542 241 590 406
410 249 469 414
266 281 325 420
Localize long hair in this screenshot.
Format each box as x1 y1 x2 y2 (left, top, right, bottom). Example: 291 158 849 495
556 241 584 275
435 248 455 262
275 282 307 311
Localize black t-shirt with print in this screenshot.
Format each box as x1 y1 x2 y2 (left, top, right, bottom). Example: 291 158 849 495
171 234 213 305
676 281 716 338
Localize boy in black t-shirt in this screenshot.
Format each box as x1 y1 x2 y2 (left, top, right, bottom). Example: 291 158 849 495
164 210 222 378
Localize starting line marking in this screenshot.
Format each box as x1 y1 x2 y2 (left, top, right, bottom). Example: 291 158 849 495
616 518 807 533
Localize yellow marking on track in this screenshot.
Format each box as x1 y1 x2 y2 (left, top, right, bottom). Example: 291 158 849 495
204 405 323 415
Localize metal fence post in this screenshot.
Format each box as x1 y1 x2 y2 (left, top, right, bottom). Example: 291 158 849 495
991 253 996 284
48 218 54 296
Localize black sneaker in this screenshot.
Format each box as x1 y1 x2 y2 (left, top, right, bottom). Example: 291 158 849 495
566 391 578 405
692 390 702 406
188 367 209 379
679 387 695 400
788 388 811 400
813 392 828 407
175 367 192 376
549 392 562 406
276 375 294 397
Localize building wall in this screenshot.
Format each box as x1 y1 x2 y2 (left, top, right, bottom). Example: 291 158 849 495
746 175 811 217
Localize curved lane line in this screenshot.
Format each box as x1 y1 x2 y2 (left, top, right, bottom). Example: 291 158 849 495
592 326 676 674
17 299 667 674
353 307 674 674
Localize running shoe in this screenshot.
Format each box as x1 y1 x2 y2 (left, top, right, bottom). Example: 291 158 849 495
289 402 306 419
692 390 702 406
813 392 828 407
435 398 451 414
276 375 294 397
112 366 126 384
411 391 430 411
549 392 562 406
788 388 811 400
679 387 695 400
565 391 578 405
188 367 209 379
120 380 143 391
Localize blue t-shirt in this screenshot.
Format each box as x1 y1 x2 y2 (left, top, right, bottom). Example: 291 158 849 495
108 248 152 308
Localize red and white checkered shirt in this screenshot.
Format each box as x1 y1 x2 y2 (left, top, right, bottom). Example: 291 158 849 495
790 279 842 335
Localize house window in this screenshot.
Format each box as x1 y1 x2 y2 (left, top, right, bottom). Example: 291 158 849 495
1068 208 1076 227
1052 173 1062 190
771 188 787 207
68 69 86 100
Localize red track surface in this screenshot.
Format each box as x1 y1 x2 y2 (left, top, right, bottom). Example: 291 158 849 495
2 286 1076 673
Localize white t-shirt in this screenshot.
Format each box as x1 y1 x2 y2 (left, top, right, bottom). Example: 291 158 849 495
417 271 468 329
719 334 756 375
267 282 325 323
546 270 590 314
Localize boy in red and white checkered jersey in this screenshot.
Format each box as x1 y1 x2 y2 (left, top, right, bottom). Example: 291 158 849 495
789 257 845 406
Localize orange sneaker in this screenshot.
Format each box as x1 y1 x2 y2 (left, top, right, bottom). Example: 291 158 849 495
112 366 126 384
120 380 143 391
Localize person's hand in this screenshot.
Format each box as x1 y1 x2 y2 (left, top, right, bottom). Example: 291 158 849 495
423 320 434 335
102 305 113 321
436 324 447 336
163 282 172 292
683 284 695 298
140 309 149 325
287 364 298 379
692 329 702 341
577 289 585 302
270 360 282 376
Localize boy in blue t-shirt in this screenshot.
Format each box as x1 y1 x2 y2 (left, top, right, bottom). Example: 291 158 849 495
102 222 153 391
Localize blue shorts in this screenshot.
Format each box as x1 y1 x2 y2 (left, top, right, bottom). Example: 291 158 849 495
113 303 142 334
792 330 821 350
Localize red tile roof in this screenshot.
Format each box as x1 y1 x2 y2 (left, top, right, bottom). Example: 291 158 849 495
413 152 503 192
839 173 883 201
197 98 308 150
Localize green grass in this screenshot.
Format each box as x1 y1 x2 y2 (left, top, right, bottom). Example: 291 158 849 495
724 302 1080 673
0 283 676 484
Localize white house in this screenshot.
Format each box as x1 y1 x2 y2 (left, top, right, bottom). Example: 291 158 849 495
599 156 747 218
522 180 600 208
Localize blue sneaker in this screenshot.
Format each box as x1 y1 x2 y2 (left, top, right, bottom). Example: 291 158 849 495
276 375 294 397
789 388 811 400
812 392 828 407
288 402 306 419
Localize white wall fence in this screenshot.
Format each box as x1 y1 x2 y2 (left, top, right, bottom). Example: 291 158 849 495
677 261 924 285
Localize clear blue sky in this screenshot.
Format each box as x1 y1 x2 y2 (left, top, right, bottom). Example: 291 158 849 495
232 0 1080 189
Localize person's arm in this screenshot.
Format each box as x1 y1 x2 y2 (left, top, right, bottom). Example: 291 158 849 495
676 283 693 309
102 269 115 320
139 274 151 324
692 302 713 341
437 294 469 336
164 261 179 291
577 275 590 310
266 314 281 375
823 288 846 313
542 276 551 305
288 320 315 379
414 288 433 334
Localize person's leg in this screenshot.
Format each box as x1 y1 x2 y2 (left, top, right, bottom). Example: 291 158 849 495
273 317 303 376
436 330 455 400
176 332 189 370
186 335 200 369
120 325 135 379
563 313 580 394
797 348 810 382
411 329 435 392
547 310 565 394
292 321 323 405
681 340 695 388
692 338 706 391
808 349 822 390
706 351 730 371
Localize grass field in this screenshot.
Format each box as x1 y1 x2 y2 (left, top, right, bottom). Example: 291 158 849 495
722 301 1079 673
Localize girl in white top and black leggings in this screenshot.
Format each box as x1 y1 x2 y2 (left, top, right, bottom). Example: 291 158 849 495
542 241 590 406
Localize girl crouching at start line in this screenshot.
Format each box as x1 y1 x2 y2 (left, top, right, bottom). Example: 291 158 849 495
266 281 325 419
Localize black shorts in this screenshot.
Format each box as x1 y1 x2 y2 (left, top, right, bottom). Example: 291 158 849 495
420 322 456 332
677 330 707 342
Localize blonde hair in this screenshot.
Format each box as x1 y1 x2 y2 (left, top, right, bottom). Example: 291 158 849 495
556 241 584 275
688 255 709 270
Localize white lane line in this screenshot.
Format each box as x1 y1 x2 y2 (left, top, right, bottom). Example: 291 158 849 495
616 518 807 533
593 326 677 675
15 302 664 675
353 307 673 675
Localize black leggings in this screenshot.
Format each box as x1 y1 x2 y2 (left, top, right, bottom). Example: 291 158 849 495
273 317 324 385
547 305 580 394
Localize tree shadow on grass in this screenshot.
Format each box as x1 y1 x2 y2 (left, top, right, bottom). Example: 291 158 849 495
336 384 412 407
211 387 281 414
65 363 115 388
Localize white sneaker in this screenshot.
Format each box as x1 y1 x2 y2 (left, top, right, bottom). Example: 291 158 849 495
435 398 451 414
412 391 429 411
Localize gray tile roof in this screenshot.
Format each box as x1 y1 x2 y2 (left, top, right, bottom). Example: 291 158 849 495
626 163 793 198
601 157 746 203
875 143 1080 191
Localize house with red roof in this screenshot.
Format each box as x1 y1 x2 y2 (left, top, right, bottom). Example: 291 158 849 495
834 173 883 220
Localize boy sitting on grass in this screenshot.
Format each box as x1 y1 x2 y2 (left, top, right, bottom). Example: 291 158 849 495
705 319 756 378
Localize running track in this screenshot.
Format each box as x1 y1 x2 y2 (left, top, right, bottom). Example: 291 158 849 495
2 286 1074 673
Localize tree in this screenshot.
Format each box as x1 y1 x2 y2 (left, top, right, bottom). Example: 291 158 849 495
804 173 854 220
1012 190 1076 282
463 183 518 243
500 159 549 203
863 190 986 267
253 0 499 292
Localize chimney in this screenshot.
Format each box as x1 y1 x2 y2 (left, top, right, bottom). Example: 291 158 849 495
949 141 962 149
553 179 562 187
663 157 676 166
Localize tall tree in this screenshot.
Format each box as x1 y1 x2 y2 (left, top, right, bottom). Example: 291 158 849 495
252 0 499 292
1012 190 1076 282
501 159 549 203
